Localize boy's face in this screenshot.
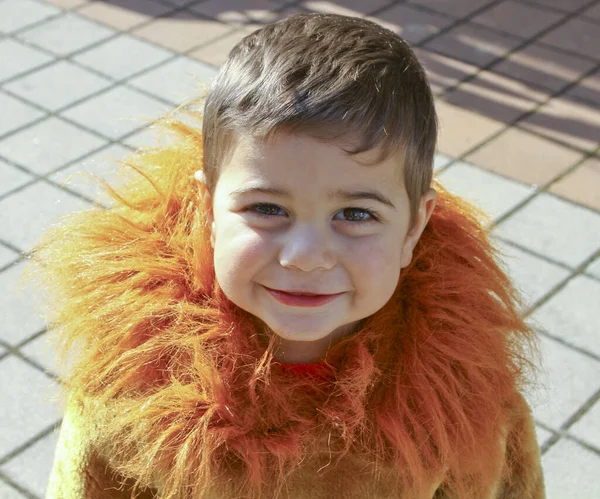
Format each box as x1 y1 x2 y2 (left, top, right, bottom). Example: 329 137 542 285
202 133 436 346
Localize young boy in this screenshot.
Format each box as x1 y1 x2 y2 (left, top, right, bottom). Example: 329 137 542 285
39 13 544 498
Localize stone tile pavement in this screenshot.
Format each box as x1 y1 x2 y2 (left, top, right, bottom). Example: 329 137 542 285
0 0 599 497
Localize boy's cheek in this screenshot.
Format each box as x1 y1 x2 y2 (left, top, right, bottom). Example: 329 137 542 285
353 235 402 272
213 227 272 277
354 240 403 296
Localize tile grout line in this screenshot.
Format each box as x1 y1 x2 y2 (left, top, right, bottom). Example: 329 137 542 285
0 420 61 469
517 0 599 18
410 0 600 210
528 247 600 457
0 2 310 203
432 26 599 142
436 58 600 162
0 333 61 384
418 0 600 157
390 0 600 95
537 329 600 364
0 84 187 199
0 327 47 349
0 259 21 274
422 0 600 71
3 0 70 37
436 81 599 162
484 149 600 327
16 327 50 349
3 6 228 86
0 470 40 499
0 174 111 239
553 433 600 458
407 0 598 64
494 236 600 286
523 247 600 318
4 0 304 89
0 142 133 204
0 85 167 149
540 387 600 456
0 1 304 171
0 239 21 257
491 145 600 225
435 144 600 224
0 128 130 172
535 420 600 459
432 56 600 220
8 213 600 366
434 146 600 262
0 238 24 255
0 2 233 133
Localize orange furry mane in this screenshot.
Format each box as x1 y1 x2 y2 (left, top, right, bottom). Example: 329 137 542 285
31 115 537 498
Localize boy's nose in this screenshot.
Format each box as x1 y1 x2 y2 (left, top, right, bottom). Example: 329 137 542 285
278 224 336 272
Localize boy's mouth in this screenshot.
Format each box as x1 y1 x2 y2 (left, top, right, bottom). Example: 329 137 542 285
263 286 344 308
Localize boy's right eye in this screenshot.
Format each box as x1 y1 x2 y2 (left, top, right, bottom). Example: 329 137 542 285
248 203 287 217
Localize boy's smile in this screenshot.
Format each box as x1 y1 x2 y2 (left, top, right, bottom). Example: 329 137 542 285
202 133 436 362
262 286 346 308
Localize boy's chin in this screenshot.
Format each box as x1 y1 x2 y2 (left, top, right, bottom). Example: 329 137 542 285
261 318 360 343
271 329 334 343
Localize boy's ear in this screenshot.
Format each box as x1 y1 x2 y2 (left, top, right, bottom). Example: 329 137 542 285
194 170 216 248
400 188 437 269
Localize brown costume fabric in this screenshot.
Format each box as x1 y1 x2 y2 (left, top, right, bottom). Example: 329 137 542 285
33 121 545 498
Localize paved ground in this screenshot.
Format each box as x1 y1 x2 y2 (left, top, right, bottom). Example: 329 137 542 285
0 0 599 497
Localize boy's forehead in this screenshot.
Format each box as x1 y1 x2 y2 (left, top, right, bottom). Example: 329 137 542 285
219 133 407 197
233 132 405 171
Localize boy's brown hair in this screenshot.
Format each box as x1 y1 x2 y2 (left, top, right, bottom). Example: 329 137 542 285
202 13 437 226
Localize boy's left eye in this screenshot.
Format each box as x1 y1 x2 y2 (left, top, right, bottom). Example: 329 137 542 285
335 208 378 222
247 203 287 217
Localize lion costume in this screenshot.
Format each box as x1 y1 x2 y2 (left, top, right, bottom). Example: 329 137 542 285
33 120 545 498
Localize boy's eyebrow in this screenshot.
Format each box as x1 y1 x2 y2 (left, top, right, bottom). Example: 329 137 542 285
230 186 287 198
230 185 396 209
329 189 396 209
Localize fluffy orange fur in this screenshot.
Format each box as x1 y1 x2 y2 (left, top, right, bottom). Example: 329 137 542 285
32 117 538 498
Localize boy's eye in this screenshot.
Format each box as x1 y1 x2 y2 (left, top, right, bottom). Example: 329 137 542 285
249 203 287 217
335 208 378 222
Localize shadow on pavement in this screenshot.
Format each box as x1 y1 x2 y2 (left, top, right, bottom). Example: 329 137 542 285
90 0 600 154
